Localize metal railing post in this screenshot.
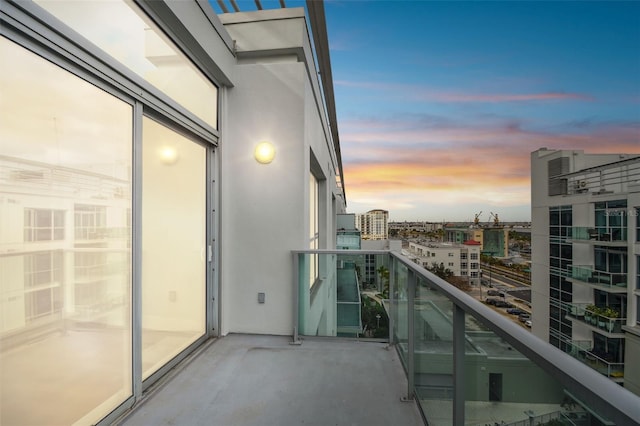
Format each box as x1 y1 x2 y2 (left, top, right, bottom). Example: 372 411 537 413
406 269 415 400
453 304 465 425
388 254 395 344
292 252 301 344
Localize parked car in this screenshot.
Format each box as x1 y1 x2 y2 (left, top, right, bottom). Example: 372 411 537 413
494 300 513 308
525 320 532 327
507 308 526 315
487 290 501 296
518 313 531 323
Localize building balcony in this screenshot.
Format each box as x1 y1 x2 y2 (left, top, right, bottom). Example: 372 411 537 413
564 302 625 335
286 251 639 426
120 334 422 426
565 340 625 382
570 227 626 244
569 265 627 292
118 251 640 426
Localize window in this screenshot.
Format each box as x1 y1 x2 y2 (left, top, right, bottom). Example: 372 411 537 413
595 200 627 241
448 252 454 257
461 262 468 269
24 208 65 241
35 0 218 128
74 251 106 280
141 116 207 379
24 251 64 320
460 253 468 260
74 204 106 240
309 172 319 286
448 262 454 267
470 262 478 269
470 253 478 260
1 36 133 425
471 271 478 278
550 205 572 241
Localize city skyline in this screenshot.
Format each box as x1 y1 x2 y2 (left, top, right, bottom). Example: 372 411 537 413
324 0 640 222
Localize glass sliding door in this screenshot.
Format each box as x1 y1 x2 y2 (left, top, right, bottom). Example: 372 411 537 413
0 37 133 426
141 117 207 379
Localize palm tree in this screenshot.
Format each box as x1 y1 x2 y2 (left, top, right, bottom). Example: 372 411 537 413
377 265 390 298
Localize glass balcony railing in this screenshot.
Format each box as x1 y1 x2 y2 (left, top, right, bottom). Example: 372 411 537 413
564 302 624 334
571 265 627 288
565 340 625 380
293 250 640 426
571 226 627 242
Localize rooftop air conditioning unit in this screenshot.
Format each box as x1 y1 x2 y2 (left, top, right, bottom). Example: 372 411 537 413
574 180 587 192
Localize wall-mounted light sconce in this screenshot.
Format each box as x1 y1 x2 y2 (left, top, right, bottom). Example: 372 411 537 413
159 146 179 165
254 141 275 164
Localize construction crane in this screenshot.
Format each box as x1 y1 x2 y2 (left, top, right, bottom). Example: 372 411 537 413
474 211 483 226
490 212 500 227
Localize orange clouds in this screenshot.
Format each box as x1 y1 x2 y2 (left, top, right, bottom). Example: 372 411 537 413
340 118 640 217
335 80 593 103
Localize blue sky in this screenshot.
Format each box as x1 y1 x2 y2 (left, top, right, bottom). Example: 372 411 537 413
213 1 640 222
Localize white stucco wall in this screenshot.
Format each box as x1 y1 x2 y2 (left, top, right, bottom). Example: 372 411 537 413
220 61 305 335
218 10 343 336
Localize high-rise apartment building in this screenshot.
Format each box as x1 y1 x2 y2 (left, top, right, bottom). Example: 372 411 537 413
356 209 389 240
531 148 640 395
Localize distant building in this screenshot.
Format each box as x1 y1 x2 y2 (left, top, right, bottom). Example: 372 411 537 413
356 209 389 240
531 148 640 395
336 214 361 250
389 221 443 232
407 241 481 286
445 226 509 257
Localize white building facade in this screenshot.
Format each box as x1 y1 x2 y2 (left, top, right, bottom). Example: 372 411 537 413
531 148 640 396
0 2 345 424
407 241 481 285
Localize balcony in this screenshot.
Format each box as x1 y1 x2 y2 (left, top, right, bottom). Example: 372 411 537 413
289 251 639 426
570 227 626 244
566 340 625 381
570 265 627 292
565 302 625 335
119 334 422 426
117 250 640 426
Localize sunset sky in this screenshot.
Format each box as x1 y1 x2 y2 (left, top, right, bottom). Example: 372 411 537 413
325 0 640 222
214 1 640 222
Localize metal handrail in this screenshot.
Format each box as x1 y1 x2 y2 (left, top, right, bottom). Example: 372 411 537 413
292 249 640 425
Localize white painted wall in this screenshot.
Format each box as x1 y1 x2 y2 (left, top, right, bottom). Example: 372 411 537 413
218 10 344 336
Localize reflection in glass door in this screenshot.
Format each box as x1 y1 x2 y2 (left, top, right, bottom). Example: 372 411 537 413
141 117 207 379
0 36 133 426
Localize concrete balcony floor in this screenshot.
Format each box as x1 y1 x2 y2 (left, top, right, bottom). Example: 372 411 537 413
119 334 423 426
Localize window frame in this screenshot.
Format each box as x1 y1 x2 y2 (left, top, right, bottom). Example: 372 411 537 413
1 1 220 423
